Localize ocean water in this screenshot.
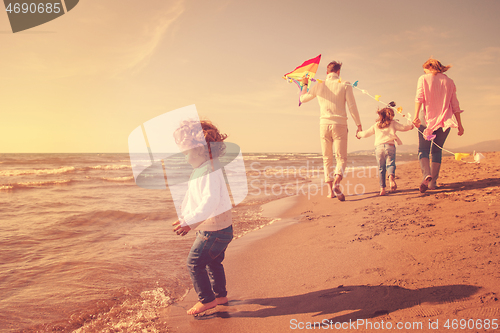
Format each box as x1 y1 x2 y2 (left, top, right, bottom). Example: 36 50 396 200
0 152 416 332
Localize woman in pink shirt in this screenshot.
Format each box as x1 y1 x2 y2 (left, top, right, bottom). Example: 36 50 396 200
413 58 465 193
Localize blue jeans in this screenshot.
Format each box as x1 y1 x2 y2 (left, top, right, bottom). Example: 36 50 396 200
418 125 450 163
375 144 396 188
187 225 233 304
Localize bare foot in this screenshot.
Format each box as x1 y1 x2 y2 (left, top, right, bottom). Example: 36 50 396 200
333 186 345 201
216 297 228 305
326 182 334 198
380 188 387 196
389 175 397 192
187 300 217 315
419 176 432 193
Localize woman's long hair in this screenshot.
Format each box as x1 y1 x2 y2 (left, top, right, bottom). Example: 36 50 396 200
423 58 451 74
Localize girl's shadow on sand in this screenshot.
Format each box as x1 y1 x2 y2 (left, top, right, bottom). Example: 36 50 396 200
220 284 480 321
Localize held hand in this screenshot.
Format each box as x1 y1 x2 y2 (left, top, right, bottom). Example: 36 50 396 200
172 220 191 236
356 125 362 139
302 76 309 86
457 125 464 136
412 118 421 128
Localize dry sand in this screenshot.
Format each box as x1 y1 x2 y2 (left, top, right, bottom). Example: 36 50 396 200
162 152 500 332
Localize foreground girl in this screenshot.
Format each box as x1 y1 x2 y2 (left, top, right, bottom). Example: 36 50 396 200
172 120 233 315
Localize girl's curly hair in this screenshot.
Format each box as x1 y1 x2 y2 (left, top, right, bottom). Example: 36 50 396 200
376 108 395 129
173 119 228 159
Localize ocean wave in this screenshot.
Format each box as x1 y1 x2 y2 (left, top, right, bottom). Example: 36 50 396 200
246 158 282 161
248 166 324 178
63 210 172 226
87 165 132 171
0 179 74 191
244 155 322 162
296 153 323 158
0 166 76 177
242 155 273 160
101 176 135 182
67 286 180 332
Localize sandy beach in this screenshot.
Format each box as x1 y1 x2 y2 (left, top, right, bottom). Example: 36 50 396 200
162 152 500 332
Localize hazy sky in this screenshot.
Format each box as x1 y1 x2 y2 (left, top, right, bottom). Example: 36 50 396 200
1 0 499 153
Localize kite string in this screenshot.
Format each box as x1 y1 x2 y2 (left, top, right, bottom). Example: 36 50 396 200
414 126 456 156
349 83 408 119
348 82 465 160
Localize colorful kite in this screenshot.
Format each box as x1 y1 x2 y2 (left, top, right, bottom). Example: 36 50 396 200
283 54 321 105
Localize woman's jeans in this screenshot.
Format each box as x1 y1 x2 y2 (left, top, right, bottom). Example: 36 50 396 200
187 225 233 304
418 125 450 163
375 144 396 188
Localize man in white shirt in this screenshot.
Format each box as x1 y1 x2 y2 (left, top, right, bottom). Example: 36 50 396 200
301 61 362 201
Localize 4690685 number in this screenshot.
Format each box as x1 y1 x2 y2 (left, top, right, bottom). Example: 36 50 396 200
5 2 62 14
444 318 498 330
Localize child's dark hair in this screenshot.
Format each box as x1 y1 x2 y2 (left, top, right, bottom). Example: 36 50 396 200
174 119 228 159
376 108 395 129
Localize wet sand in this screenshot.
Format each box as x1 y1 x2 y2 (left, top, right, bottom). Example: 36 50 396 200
163 152 500 332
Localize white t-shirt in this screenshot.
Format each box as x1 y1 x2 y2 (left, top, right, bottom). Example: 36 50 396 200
180 160 233 231
357 120 413 146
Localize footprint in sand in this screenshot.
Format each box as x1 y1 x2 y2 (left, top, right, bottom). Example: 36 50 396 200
410 306 443 318
456 307 500 318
